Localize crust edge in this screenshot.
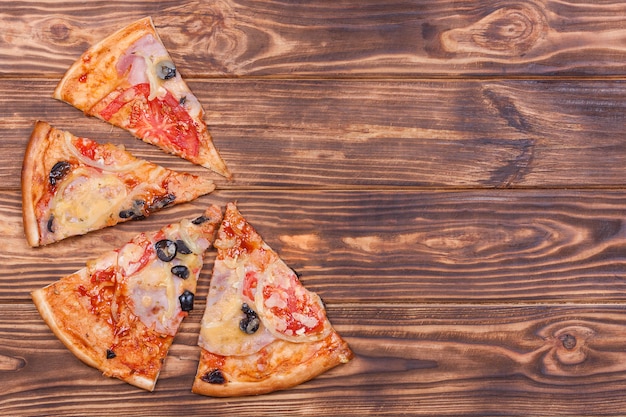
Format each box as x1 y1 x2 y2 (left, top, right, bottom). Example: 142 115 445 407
31 274 159 392
21 120 52 247
191 331 353 397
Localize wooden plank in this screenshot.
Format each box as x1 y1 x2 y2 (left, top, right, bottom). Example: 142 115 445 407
5 1 626 77
5 78 626 189
4 303 626 416
4 188 626 304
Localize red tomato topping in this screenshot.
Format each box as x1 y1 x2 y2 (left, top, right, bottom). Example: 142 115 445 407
74 138 98 160
91 266 116 285
262 272 326 337
242 271 258 301
99 83 200 157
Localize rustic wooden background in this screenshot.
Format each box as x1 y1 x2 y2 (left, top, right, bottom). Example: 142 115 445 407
3 1 626 415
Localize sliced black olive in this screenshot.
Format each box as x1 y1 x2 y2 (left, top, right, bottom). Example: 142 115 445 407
118 209 134 219
155 239 177 262
47 215 54 233
106 349 116 359
179 96 187 105
49 161 71 186
148 193 176 212
179 290 194 312
156 60 176 80
239 303 260 334
191 215 208 225
176 239 192 254
171 265 190 279
201 369 226 384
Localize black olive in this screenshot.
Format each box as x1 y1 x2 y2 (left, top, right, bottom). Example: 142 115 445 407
47 215 54 233
171 265 190 279
155 239 177 262
119 200 147 220
179 290 194 312
148 193 176 212
239 303 260 334
157 60 176 80
49 161 71 186
179 96 187 105
191 215 208 225
118 209 134 219
201 369 226 384
106 349 116 359
176 239 192 254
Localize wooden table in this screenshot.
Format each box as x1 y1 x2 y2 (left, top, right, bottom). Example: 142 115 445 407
3 1 626 415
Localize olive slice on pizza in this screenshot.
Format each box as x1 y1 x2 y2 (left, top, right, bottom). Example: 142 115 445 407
31 205 222 391
53 17 230 178
192 203 353 397
22 121 216 247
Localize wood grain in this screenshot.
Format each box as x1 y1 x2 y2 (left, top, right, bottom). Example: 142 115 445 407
4 303 626 416
3 1 626 415
4 188 626 304
5 1 626 77
3 79 626 189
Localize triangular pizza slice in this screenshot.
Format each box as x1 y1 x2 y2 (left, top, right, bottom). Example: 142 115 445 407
53 17 230 178
192 203 353 397
22 121 215 247
32 205 222 391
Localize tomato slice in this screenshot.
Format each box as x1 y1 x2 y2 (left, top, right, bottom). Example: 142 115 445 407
257 269 328 339
99 83 200 157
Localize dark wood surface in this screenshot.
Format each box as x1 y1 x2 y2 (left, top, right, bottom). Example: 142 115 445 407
3 1 626 415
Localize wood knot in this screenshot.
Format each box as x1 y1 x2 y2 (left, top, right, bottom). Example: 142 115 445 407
441 3 548 57
559 333 577 350
552 326 593 365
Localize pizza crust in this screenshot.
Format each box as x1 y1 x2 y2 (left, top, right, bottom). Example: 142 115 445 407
31 268 160 391
192 330 353 397
21 121 53 247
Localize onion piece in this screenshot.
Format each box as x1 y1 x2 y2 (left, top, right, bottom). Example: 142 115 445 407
64 132 144 173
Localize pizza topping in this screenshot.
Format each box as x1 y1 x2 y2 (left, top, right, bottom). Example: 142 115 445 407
118 200 147 220
239 303 260 335
255 266 330 342
155 239 177 262
179 290 194 312
201 369 226 384
192 215 210 225
106 349 116 359
171 265 190 279
175 239 192 255
49 167 128 239
49 161 72 186
156 59 176 80
47 215 54 233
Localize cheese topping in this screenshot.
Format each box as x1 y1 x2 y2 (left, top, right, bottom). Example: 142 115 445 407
118 225 206 336
198 261 276 356
198 203 333 356
118 34 203 118
49 167 127 239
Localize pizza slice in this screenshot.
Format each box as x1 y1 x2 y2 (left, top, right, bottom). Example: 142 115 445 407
53 17 230 179
22 121 215 247
32 205 222 391
192 203 353 397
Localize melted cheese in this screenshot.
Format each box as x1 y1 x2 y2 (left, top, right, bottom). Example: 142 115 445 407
198 260 276 356
49 167 127 239
125 260 184 335
119 227 201 337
